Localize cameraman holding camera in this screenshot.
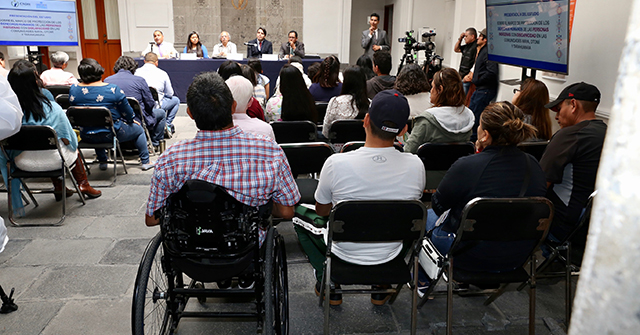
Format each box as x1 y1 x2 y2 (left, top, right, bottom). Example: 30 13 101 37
362 13 389 58
454 28 478 95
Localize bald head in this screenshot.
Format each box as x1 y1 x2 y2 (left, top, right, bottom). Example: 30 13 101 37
225 75 254 114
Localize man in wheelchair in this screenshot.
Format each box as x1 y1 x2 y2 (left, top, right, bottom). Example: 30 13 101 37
145 71 300 284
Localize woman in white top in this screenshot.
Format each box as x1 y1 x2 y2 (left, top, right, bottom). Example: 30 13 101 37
394 63 433 119
322 65 369 138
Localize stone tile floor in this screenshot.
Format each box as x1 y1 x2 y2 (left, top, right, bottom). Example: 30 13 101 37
0 106 573 334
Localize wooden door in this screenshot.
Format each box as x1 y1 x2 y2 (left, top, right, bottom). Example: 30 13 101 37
76 0 122 78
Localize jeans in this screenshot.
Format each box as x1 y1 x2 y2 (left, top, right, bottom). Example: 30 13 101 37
426 208 456 256
150 109 166 146
468 88 497 142
463 82 472 95
82 123 149 164
162 96 180 125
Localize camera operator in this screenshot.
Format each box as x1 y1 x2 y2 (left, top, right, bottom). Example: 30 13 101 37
454 28 478 95
362 13 389 58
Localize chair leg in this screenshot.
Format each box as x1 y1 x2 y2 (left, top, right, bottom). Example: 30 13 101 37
565 241 572 326
410 256 419 335
65 165 86 205
446 258 453 335
529 254 536 335
20 180 38 207
517 248 559 291
323 258 331 335
483 283 509 306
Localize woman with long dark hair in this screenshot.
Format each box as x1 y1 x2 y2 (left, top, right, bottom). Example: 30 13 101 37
512 78 553 140
309 55 342 101
183 31 208 58
7 60 101 201
404 68 475 153
70 58 152 170
321 65 369 138
356 54 376 81
265 64 317 123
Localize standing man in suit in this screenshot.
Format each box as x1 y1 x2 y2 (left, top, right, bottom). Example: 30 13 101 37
279 30 305 59
361 13 389 58
247 27 273 58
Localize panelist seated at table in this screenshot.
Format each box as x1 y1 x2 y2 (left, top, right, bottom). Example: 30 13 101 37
247 27 273 58
182 31 209 58
279 30 305 59
212 31 238 58
141 30 178 59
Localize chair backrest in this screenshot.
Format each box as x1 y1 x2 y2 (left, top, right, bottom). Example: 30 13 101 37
416 142 475 171
66 106 115 132
148 86 159 102
517 141 549 161
3 125 60 152
563 190 597 250
162 180 267 257
340 141 404 153
270 120 318 143
454 197 553 252
315 101 329 125
328 200 427 244
46 85 70 98
280 142 334 176
55 94 70 110
328 119 366 143
126 97 145 126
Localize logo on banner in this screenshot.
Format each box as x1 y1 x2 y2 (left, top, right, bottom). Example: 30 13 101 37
232 0 248 10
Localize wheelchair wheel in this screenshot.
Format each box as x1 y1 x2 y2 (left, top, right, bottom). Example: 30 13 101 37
132 232 177 335
263 227 289 335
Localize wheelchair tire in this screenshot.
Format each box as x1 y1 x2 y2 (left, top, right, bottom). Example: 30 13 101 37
132 232 174 335
263 227 289 335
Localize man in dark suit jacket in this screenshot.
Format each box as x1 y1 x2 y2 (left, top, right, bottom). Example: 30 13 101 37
279 30 305 58
247 27 273 58
361 13 389 58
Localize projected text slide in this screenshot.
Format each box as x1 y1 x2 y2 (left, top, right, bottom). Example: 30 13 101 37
0 0 78 46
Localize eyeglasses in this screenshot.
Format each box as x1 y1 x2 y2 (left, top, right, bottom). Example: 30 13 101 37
513 88 521 94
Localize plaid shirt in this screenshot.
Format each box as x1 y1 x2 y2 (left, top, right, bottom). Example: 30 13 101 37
146 126 300 216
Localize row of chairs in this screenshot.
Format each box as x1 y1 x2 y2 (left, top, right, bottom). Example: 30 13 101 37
271 119 366 144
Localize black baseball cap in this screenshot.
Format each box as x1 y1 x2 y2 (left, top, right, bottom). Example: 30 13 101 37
368 90 409 134
545 82 601 110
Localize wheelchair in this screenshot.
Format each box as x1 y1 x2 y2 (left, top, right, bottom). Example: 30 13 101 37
131 180 288 334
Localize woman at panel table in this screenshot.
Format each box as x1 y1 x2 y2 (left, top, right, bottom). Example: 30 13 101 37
183 31 209 58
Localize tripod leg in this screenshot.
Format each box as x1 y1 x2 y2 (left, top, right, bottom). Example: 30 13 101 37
0 285 18 314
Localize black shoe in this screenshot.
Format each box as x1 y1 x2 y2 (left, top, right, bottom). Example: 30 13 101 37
217 279 232 289
371 285 392 305
315 281 342 306
238 275 255 289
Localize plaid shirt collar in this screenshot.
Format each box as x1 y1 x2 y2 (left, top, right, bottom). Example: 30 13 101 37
194 126 242 140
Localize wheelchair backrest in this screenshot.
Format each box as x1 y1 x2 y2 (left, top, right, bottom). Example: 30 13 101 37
161 180 263 257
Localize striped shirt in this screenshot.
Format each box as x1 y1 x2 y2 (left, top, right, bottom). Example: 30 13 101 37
146 126 300 216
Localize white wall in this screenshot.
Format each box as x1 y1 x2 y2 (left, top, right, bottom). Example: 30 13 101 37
303 0 346 58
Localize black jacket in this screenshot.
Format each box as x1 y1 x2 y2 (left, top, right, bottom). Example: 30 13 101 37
247 39 273 58
472 45 499 91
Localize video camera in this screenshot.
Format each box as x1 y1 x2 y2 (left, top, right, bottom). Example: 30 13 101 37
397 29 443 81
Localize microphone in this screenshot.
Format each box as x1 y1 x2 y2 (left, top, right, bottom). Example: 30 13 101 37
244 42 257 46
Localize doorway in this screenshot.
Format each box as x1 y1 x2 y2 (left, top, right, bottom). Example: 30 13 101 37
76 0 122 78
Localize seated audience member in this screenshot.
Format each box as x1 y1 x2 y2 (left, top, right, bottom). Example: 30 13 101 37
307 62 321 84
295 89 425 305
512 78 553 141
183 31 208 58
404 68 474 154
309 55 342 102
145 71 300 229
273 56 311 95
40 51 79 86
356 54 376 81
0 74 20 243
265 65 317 123
212 31 237 58
394 63 432 119
8 60 101 200
366 50 395 99
248 59 270 96
226 75 275 140
247 27 273 58
239 65 266 120
0 52 8 77
105 56 167 150
540 82 606 243
279 30 305 59
322 65 369 138
141 30 178 58
426 101 545 271
241 64 266 107
217 60 242 80
135 53 180 134
70 58 153 171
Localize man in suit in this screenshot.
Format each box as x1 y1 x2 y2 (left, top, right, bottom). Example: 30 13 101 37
361 13 389 58
247 27 273 58
279 30 305 59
